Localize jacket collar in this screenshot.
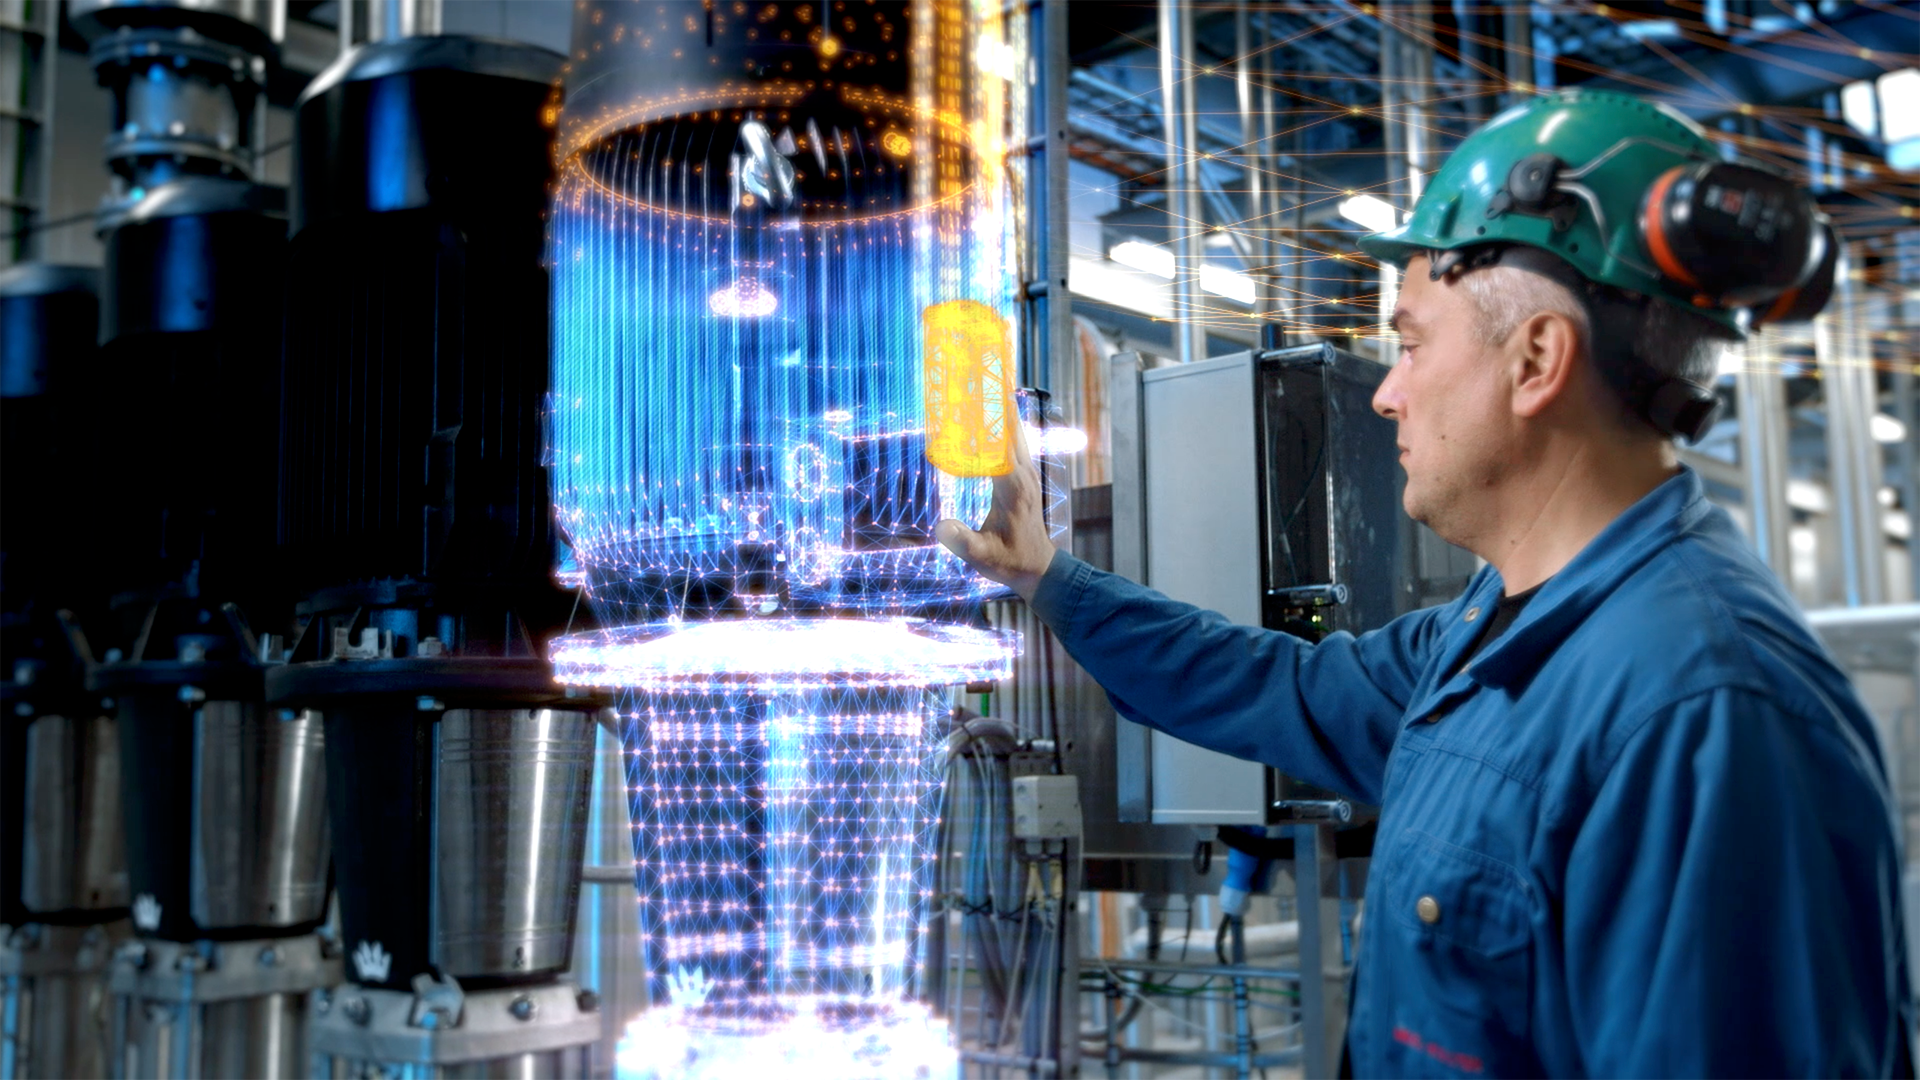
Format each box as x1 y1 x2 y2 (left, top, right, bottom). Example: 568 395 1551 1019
1454 466 1713 691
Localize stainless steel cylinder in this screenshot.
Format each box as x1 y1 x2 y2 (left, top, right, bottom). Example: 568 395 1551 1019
19 714 127 915
435 710 598 979
118 991 306 1080
2 922 122 1079
108 933 340 1080
189 704 329 931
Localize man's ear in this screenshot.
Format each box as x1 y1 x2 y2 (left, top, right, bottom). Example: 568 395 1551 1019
1506 309 1582 420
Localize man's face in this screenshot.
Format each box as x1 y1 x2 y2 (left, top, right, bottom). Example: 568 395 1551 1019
1371 256 1513 541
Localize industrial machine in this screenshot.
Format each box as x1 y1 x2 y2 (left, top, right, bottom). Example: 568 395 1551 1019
266 28 603 1079
55 4 341 1076
1 264 125 1080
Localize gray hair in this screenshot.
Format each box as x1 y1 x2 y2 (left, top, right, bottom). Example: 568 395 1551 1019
1459 264 1730 433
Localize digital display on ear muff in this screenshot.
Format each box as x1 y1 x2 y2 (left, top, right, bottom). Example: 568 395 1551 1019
1640 161 1822 309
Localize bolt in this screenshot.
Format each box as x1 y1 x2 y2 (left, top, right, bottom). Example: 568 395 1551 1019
13 703 31 717
179 685 207 704
258 946 278 968
341 996 372 1026
509 996 537 1021
576 989 601 1013
416 696 445 713
314 988 332 1014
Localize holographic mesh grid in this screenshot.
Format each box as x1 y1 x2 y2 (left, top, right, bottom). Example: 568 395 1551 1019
621 685 946 1009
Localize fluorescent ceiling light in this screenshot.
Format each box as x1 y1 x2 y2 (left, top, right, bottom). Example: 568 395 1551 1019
1108 240 1175 279
1199 263 1257 305
1069 256 1172 319
1842 80 1879 139
1879 69 1920 144
1870 412 1908 445
1337 193 1398 234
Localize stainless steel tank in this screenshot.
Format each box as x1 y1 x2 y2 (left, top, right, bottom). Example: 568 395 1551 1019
188 704 330 930
435 709 598 979
19 713 127 915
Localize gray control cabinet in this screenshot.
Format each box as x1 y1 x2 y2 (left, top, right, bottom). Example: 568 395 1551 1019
1109 344 1475 826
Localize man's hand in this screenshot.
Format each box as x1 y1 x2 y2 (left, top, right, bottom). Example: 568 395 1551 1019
936 421 1057 601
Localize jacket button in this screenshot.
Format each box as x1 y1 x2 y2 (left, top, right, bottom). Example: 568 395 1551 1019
1416 895 1441 924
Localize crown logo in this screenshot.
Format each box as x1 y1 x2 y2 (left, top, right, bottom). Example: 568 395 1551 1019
131 893 162 932
666 964 714 1008
352 940 392 983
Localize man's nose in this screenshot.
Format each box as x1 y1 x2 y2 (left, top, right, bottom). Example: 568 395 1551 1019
1373 359 1405 421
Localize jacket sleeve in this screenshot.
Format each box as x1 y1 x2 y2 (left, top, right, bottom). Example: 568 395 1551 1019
1027 551 1443 806
1561 686 1914 1078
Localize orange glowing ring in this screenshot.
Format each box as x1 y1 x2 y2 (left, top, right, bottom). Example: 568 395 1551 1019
558 83 980 227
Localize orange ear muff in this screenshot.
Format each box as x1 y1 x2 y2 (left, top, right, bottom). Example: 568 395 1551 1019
1640 164 1700 291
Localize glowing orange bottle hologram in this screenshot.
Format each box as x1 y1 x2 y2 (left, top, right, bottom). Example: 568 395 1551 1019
922 299 1014 477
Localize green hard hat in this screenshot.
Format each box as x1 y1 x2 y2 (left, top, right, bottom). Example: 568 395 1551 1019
1358 88 1745 336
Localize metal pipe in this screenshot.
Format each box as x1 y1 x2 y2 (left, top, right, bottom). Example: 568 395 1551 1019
1088 957 1300 981
1403 30 1432 206
1100 1046 1304 1068
35 0 57 259
1818 243 1888 605
365 0 436 42
1502 2 1534 106
1735 335 1794 582
1897 363 1918 602
1296 823 1346 1080
338 0 353 54
1158 0 1206 363
1259 15 1283 334
958 1048 1062 1074
1377 2 1404 350
1236 2 1268 318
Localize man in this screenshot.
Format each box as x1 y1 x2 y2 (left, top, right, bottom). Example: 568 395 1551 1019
937 89 1915 1076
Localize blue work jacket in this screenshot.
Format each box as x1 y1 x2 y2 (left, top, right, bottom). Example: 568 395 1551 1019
1030 467 1915 1077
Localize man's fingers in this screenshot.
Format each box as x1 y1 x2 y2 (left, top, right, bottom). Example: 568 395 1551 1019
990 414 1038 503
935 518 979 561
1010 412 1035 470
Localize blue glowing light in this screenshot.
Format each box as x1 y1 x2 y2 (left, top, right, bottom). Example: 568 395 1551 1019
548 5 1028 1073
708 277 780 319
548 102 1019 621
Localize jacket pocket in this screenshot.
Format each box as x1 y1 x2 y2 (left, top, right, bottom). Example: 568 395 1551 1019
1376 828 1536 1075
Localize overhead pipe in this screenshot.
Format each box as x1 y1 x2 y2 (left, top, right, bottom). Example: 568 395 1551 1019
1734 335 1794 582
1158 0 1207 364
1818 243 1888 606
